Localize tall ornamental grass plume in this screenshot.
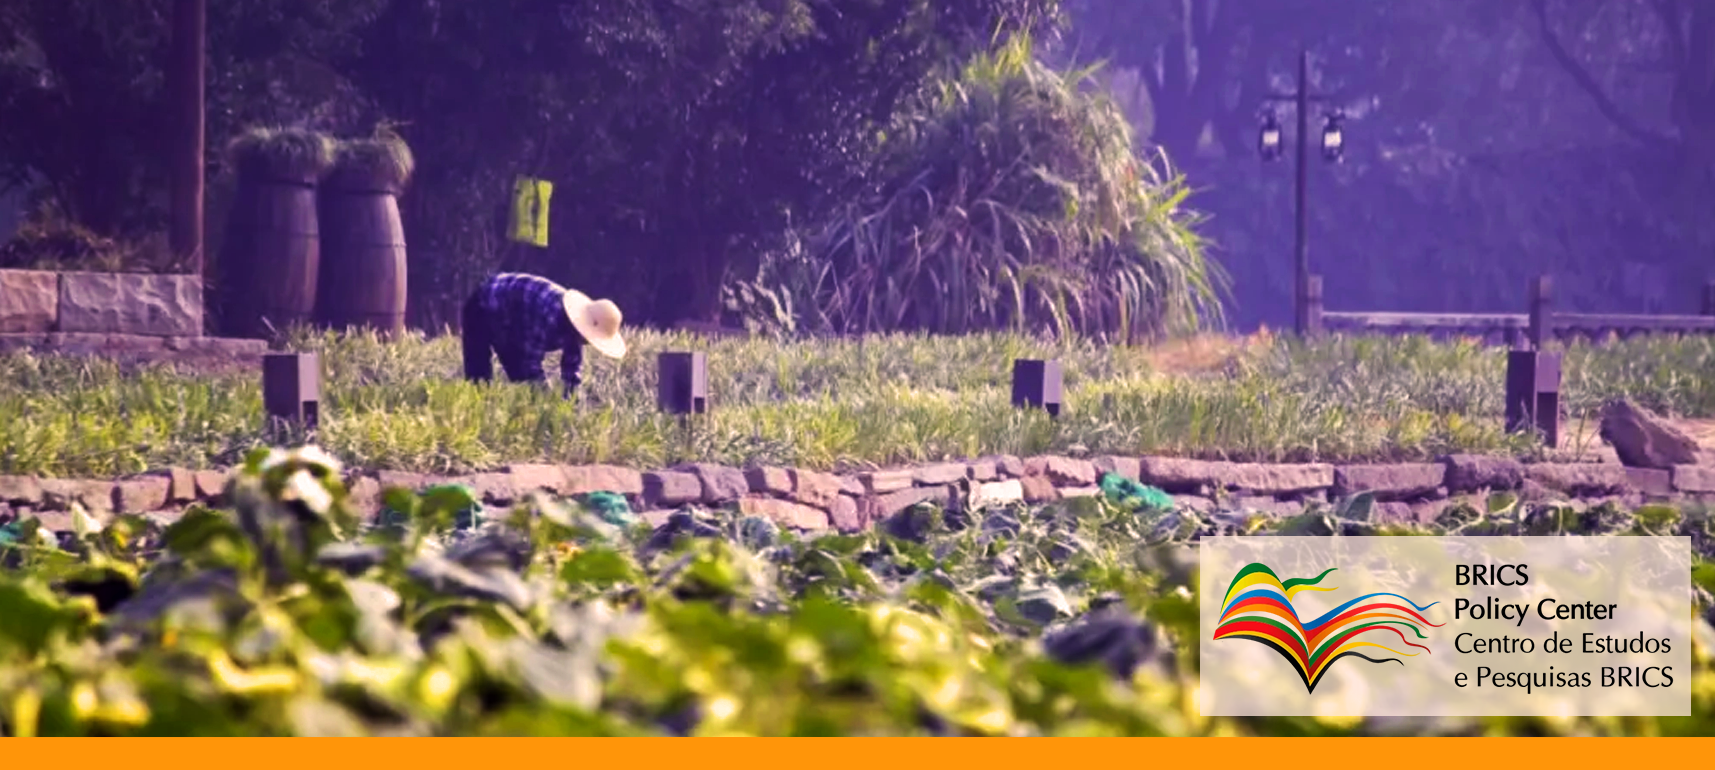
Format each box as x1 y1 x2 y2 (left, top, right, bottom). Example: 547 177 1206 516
326 125 416 194
726 33 1226 342
225 126 338 183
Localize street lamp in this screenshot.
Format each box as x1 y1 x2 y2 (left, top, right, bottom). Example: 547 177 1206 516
1257 50 1345 336
1259 109 1284 162
1321 111 1345 162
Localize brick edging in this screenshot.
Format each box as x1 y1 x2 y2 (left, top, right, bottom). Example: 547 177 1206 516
2 454 1711 534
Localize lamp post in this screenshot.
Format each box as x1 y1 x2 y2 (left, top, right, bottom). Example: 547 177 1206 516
1259 50 1345 336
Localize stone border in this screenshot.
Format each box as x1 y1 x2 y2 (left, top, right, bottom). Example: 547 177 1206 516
0 332 266 357
0 269 202 337
2 454 1711 535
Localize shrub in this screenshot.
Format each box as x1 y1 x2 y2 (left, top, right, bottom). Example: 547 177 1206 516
726 34 1225 342
0 201 177 273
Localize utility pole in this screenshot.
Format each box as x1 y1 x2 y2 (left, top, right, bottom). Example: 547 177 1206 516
1258 50 1344 336
1293 50 1310 336
169 0 206 282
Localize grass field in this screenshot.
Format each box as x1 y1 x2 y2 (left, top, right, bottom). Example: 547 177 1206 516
3 327 1715 477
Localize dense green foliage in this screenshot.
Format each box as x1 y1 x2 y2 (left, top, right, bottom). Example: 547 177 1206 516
0 0 389 235
0 0 1084 330
0 445 1712 735
0 210 177 273
4 0 1712 333
725 35 1223 340
3 330 1714 477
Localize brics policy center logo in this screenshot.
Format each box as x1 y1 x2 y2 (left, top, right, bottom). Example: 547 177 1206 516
1214 563 1444 693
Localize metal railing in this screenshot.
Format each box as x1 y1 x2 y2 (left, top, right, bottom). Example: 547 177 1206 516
1304 274 1715 348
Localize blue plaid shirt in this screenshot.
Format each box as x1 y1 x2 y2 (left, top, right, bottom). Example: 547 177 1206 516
474 273 586 394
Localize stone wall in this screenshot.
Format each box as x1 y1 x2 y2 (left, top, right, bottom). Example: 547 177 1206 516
0 269 202 337
2 454 1711 535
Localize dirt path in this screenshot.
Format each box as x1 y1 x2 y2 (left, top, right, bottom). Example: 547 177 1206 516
1678 419 1715 449
1535 417 1715 464
1141 332 1267 375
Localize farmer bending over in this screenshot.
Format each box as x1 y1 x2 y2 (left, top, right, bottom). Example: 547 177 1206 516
461 273 627 399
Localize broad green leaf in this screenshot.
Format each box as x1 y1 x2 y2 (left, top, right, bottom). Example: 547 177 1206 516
0 578 87 656
561 546 640 589
1632 504 1681 531
382 488 421 523
71 502 102 539
1485 492 1519 516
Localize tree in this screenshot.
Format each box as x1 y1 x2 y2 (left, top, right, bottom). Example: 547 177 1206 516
0 0 385 238
0 0 176 236
1058 0 1438 168
0 0 1059 329
1528 0 1715 173
324 0 1064 327
168 0 206 275
1054 0 1715 331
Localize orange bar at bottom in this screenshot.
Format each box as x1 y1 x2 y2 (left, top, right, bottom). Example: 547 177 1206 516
0 737 1704 770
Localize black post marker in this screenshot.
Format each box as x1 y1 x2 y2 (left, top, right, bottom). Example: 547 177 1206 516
1011 359 1063 419
263 352 323 431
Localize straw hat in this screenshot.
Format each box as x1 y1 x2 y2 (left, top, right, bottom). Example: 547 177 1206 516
562 288 627 359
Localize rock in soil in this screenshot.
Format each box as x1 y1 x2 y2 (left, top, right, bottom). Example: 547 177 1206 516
1600 398 1701 470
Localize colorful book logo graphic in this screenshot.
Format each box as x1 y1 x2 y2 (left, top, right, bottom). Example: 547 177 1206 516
1213 563 1442 693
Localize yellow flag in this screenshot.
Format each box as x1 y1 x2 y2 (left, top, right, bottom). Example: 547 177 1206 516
508 176 553 248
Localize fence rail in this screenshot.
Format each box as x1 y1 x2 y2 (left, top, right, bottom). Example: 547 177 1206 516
1305 274 1715 347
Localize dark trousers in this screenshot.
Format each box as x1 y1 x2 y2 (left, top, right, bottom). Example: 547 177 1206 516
461 294 530 383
